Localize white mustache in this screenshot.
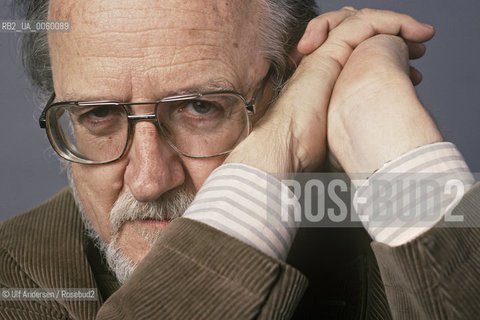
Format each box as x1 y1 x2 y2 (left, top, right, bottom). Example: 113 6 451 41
110 187 195 234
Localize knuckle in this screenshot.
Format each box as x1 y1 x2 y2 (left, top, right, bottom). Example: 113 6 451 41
356 8 377 17
382 34 408 50
355 35 410 63
364 34 406 48
341 6 356 12
398 12 415 21
326 26 342 39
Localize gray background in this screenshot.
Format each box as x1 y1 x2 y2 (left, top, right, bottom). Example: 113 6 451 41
1 0 479 221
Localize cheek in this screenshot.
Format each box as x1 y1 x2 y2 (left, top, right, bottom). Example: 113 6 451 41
71 162 125 242
182 156 226 190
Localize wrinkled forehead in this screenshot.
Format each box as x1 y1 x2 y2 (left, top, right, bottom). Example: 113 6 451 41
48 0 258 36
47 0 267 100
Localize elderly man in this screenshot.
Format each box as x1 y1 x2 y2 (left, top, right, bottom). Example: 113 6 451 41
1 0 479 319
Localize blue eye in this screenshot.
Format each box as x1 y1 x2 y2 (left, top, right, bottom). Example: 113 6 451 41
183 100 219 115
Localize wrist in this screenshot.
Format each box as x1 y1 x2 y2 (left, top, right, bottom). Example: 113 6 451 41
226 125 298 173
328 71 443 175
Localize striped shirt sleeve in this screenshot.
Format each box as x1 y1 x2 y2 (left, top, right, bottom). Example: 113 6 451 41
183 163 299 261
353 142 475 246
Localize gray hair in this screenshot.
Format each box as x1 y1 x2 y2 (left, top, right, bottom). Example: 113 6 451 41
16 0 52 102
17 0 318 99
258 0 318 94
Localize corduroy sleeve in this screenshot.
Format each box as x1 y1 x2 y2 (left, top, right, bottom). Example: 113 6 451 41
96 218 308 320
371 182 480 319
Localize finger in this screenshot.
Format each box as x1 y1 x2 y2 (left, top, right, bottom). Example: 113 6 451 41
313 9 435 68
297 7 357 55
406 41 426 59
410 66 423 85
348 8 435 43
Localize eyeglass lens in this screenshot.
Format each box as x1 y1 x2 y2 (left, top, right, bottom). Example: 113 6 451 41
46 93 250 163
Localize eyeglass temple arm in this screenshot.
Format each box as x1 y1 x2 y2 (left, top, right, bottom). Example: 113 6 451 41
247 69 272 114
39 92 57 128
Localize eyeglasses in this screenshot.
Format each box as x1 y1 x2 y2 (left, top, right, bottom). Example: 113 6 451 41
39 81 267 165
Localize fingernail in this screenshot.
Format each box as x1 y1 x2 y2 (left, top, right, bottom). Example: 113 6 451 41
422 23 434 30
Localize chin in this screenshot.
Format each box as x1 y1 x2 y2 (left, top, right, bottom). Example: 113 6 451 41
106 222 169 284
116 220 169 263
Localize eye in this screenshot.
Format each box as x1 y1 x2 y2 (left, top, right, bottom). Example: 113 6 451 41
73 105 125 134
180 100 220 116
82 106 121 120
87 106 113 119
76 105 123 123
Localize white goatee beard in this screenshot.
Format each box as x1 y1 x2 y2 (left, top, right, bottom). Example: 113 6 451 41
68 166 194 284
106 188 194 284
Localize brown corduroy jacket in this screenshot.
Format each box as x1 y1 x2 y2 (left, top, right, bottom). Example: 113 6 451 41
1 184 480 319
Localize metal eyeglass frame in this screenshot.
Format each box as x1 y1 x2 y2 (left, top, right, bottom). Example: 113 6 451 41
39 81 268 165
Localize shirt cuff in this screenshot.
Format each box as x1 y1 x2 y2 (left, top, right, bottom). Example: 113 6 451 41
182 163 299 261
353 142 475 246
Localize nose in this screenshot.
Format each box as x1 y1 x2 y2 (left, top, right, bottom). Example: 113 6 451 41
124 120 185 202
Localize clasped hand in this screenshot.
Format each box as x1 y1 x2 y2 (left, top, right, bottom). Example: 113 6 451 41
227 7 443 175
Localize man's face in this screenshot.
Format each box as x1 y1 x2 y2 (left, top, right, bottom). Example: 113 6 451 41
48 0 269 265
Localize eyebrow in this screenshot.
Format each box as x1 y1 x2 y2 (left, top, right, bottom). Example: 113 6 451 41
171 79 237 96
60 79 238 102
